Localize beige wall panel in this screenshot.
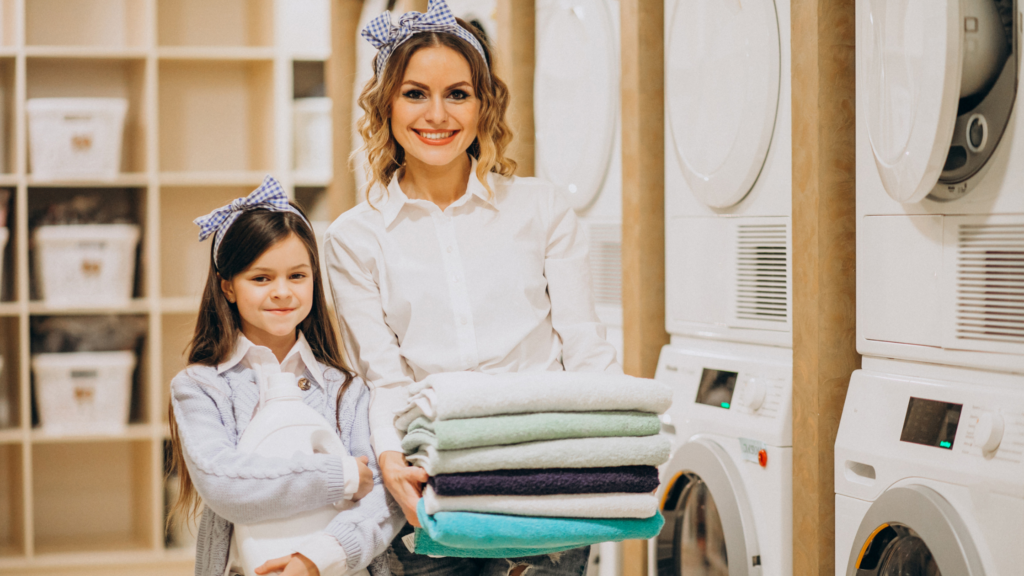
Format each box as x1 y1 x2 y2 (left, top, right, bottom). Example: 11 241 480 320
496 0 535 177
791 1 859 575
327 0 363 218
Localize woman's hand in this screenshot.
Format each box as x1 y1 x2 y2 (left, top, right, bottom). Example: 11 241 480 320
353 455 374 501
255 553 319 576
378 450 428 527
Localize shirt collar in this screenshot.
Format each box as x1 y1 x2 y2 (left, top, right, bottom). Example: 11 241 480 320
375 156 498 228
217 331 326 389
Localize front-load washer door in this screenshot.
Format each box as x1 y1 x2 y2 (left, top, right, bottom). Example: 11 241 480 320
655 439 761 576
666 0 781 209
534 0 619 211
861 0 963 204
845 485 984 576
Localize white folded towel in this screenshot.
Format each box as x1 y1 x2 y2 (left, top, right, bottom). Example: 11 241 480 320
406 434 672 475
395 371 672 431
422 486 659 519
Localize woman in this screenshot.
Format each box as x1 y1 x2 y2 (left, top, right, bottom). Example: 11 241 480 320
324 1 621 574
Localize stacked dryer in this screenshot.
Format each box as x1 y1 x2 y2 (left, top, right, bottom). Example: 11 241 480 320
534 0 625 363
651 1 794 575
841 0 1024 574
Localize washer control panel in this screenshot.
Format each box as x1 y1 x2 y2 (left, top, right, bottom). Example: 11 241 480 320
960 404 1024 463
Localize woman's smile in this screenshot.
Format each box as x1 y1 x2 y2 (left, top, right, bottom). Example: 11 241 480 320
414 128 460 145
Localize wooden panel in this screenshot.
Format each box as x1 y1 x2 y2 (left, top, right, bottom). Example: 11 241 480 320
496 0 535 177
326 0 362 218
620 1 665 575
790 1 859 575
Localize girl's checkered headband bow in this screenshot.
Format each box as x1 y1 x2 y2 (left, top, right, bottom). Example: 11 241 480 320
361 0 489 78
193 175 311 268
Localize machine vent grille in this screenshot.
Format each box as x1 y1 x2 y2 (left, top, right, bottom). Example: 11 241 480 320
588 222 622 307
955 224 1024 344
735 224 789 323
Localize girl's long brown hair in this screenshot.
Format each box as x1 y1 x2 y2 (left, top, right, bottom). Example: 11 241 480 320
355 17 516 200
167 206 355 528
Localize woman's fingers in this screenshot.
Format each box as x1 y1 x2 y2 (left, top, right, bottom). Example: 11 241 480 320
255 555 292 574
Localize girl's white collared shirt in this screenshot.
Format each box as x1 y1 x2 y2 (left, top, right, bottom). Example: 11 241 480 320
324 163 622 456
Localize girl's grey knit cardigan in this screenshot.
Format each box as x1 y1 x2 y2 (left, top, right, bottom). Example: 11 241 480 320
171 362 404 576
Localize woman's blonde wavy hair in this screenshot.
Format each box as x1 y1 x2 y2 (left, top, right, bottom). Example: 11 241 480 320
354 18 516 200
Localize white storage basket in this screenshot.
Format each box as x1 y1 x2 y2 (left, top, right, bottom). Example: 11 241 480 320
293 97 333 179
27 98 128 180
32 351 136 436
33 224 140 307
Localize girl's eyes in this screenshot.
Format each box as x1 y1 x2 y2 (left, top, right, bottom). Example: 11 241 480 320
290 273 307 280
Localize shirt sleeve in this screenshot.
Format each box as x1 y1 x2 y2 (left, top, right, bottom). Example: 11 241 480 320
323 224 415 457
543 188 624 374
171 371 351 525
293 533 348 576
340 455 360 501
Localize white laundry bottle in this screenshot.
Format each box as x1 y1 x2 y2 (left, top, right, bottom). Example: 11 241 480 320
233 372 367 576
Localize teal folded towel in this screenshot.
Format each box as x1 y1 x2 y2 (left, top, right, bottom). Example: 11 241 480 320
414 499 665 554
410 531 582 558
402 411 662 452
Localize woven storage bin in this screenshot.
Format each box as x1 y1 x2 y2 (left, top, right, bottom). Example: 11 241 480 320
33 224 140 307
32 351 136 435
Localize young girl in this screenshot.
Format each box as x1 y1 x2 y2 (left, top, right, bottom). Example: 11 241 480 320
326 0 621 574
168 177 403 576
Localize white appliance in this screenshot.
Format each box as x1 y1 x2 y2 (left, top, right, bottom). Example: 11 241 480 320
835 358 1024 576
352 0 498 200
855 0 1024 373
534 0 624 363
664 0 793 349
648 339 792 576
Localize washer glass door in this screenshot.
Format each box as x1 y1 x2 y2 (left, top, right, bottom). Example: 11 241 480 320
672 473 729 575
855 525 941 576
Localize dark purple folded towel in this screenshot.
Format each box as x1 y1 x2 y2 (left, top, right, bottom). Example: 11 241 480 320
428 466 660 497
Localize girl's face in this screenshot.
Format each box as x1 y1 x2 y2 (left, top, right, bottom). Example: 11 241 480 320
220 233 314 346
391 45 481 169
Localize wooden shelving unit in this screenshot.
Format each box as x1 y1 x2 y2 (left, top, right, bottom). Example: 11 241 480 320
0 1 332 574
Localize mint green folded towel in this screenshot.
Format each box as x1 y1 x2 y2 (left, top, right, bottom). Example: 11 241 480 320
414 499 665 554
401 411 661 452
410 531 582 558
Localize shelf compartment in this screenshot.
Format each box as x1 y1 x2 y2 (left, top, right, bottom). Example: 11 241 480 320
158 185 250 299
32 440 153 555
0 317 20 431
157 46 275 61
26 173 149 188
26 58 148 175
0 59 13 175
158 61 273 173
162 440 198 551
27 187 148 301
0 443 23 559
26 0 149 48
30 422 151 443
160 313 194 425
157 0 273 47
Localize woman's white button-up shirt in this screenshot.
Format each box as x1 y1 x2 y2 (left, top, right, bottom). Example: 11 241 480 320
324 163 622 456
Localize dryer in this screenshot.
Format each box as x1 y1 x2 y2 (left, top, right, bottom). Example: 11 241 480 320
835 358 1024 576
855 0 1024 373
534 0 624 362
663 0 792 349
351 0 498 201
649 338 792 576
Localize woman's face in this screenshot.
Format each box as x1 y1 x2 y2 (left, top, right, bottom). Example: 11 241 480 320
391 45 481 169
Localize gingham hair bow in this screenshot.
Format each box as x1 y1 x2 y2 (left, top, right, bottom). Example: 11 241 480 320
361 0 488 77
193 175 310 267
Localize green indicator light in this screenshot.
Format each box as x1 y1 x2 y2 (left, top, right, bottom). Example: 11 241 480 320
940 441 951 448
721 402 730 409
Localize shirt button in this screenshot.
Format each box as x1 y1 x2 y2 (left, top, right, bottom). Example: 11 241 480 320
298 377 311 391
447 246 453 253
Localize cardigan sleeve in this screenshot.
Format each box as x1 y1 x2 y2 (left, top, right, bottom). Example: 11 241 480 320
170 370 350 525
543 188 623 374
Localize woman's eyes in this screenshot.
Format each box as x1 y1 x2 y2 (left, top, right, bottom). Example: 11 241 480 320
449 89 470 100
402 89 473 101
403 89 426 99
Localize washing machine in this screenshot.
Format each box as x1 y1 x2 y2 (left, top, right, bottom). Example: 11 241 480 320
534 0 624 363
648 338 792 576
663 0 792 350
855 0 1024 373
351 0 498 200
835 358 1024 575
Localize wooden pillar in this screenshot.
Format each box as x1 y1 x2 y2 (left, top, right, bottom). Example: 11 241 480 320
496 0 535 176
791 1 859 575
326 0 363 218
620 1 666 575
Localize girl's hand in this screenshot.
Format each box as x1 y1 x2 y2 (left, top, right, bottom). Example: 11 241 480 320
378 450 428 527
353 455 374 501
254 553 319 576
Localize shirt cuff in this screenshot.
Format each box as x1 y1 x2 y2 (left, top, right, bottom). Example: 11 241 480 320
293 533 348 576
341 455 360 501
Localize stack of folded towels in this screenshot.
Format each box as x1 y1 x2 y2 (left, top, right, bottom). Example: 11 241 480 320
396 371 674 558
